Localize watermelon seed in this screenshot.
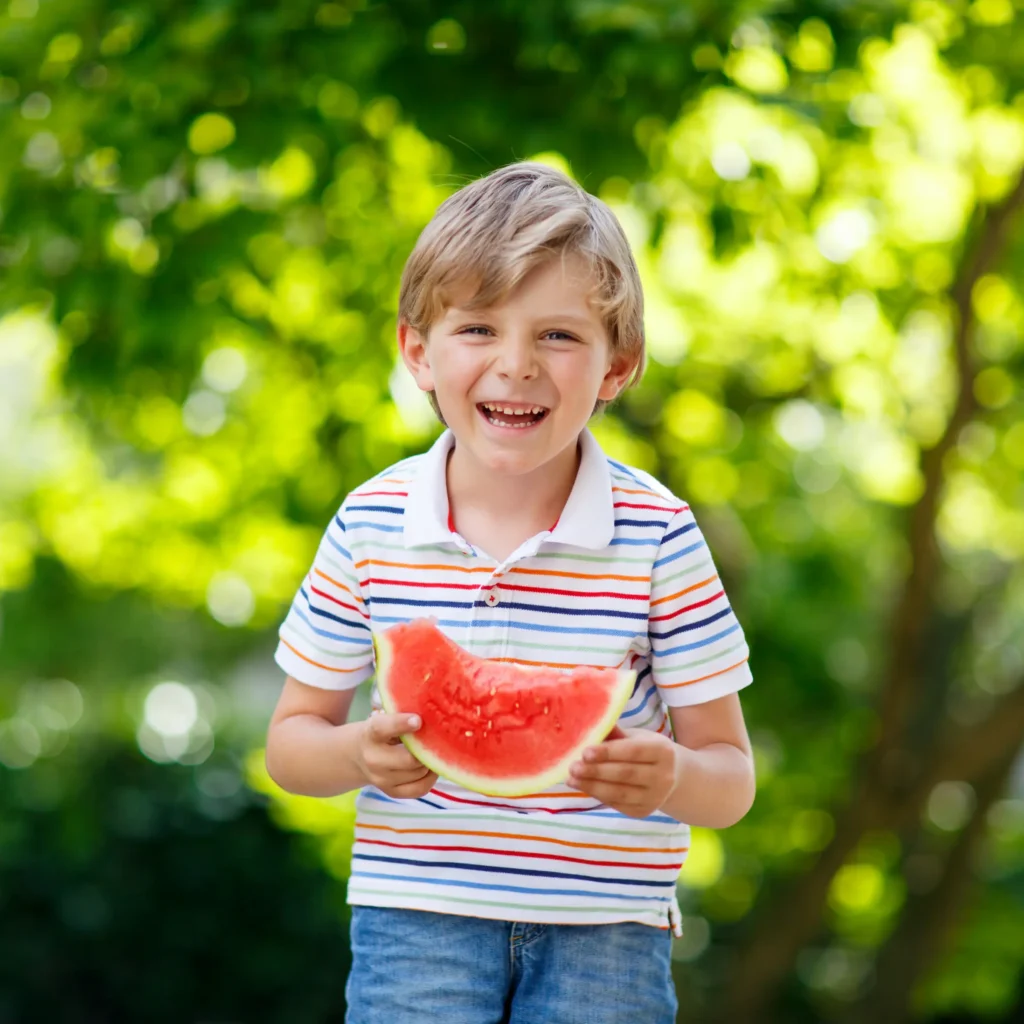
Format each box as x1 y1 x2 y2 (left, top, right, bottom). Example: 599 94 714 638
465 730 474 737
544 706 549 714
424 672 431 681
487 720 492 729
490 687 496 696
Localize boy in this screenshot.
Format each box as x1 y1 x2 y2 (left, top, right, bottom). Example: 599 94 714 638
265 162 756 1023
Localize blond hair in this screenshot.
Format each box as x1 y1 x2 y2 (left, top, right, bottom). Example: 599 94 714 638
398 161 646 421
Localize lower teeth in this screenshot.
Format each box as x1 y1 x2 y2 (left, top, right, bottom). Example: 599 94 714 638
484 411 542 428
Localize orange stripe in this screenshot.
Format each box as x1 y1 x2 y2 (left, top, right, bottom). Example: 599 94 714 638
498 790 592 800
357 822 688 855
492 654 632 670
650 575 717 607
354 559 494 574
512 566 650 583
278 637 366 673
491 657 596 669
659 656 750 688
312 567 367 606
613 486 669 500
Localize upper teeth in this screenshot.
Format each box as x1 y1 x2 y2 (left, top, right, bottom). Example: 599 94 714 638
481 404 545 415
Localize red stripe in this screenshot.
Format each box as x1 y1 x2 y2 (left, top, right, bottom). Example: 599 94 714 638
356 837 684 871
648 589 724 622
350 490 409 498
367 576 478 590
614 502 687 513
309 583 371 620
434 790 601 815
499 583 647 601
365 577 645 601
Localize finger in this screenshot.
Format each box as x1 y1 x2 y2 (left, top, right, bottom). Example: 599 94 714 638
570 761 649 787
367 712 422 745
581 738 661 765
371 745 429 774
573 778 652 809
386 772 438 799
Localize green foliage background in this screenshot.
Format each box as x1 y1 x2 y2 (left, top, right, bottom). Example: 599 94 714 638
1 1 1023 1021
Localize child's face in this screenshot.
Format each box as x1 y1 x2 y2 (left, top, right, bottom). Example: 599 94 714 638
399 253 635 478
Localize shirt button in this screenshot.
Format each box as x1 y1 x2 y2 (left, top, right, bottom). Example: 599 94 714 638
485 589 500 607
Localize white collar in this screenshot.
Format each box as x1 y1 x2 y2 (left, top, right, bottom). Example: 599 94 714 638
402 428 614 552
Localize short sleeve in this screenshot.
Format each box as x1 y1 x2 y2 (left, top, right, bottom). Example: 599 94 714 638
649 507 753 707
273 505 375 690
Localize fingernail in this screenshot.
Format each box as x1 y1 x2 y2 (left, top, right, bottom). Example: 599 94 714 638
583 749 596 762
408 715 421 729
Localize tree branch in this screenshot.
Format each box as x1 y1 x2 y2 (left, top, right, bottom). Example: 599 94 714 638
718 171 1024 1024
843 747 1019 1023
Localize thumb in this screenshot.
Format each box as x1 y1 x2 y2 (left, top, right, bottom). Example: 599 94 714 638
368 712 422 744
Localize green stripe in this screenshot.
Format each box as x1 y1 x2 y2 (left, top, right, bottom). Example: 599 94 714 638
454 637 626 656
631 705 667 731
356 803 685 839
348 886 666 918
656 640 749 675
529 551 654 566
280 621 370 661
318 557 363 594
650 556 713 590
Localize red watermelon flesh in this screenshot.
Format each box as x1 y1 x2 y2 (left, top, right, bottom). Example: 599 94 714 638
373 619 635 797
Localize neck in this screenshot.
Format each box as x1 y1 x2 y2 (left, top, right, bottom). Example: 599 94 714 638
446 435 582 536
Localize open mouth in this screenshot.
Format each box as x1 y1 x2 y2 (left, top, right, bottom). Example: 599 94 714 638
477 402 549 429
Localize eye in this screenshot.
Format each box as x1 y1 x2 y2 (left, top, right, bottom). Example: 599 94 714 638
459 325 492 336
544 330 578 342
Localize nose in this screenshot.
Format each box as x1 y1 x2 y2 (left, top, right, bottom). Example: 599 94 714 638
494 333 539 381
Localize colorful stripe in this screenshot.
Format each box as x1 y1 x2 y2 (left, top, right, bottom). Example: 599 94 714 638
273 436 753 929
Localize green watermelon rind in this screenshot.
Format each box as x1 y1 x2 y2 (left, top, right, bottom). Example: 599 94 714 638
373 628 637 798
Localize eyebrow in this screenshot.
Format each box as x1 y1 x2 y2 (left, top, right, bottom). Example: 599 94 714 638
447 309 597 326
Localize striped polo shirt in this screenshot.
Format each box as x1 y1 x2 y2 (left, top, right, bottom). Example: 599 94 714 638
274 427 753 930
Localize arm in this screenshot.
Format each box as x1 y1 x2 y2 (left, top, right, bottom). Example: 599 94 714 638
569 692 756 829
265 675 437 799
660 693 756 828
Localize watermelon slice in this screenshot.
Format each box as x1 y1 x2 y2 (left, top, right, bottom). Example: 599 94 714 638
373 619 635 797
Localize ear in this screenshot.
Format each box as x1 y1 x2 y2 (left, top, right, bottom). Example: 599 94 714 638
397 320 435 392
597 347 641 402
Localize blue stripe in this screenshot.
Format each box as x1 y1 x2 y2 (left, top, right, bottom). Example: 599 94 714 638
662 522 697 544
614 518 670 530
347 505 404 515
607 459 646 487
622 684 658 720
358 789 681 825
657 622 742 657
630 664 652 696
350 869 671 902
372 595 473 610
352 853 677 887
609 537 660 547
333 513 347 532
369 614 638 639
348 521 403 533
650 606 732 641
652 538 704 569
471 600 648 621
325 533 352 560
292 595 372 640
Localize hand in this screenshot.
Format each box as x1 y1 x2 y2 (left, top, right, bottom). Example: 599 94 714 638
567 725 681 819
355 712 438 799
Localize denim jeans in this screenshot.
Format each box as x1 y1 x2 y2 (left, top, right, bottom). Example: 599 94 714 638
344 905 678 1024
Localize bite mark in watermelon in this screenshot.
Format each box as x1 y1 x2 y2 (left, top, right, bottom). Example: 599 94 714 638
373 619 635 797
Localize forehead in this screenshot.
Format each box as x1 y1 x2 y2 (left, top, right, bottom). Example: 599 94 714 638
441 252 603 320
